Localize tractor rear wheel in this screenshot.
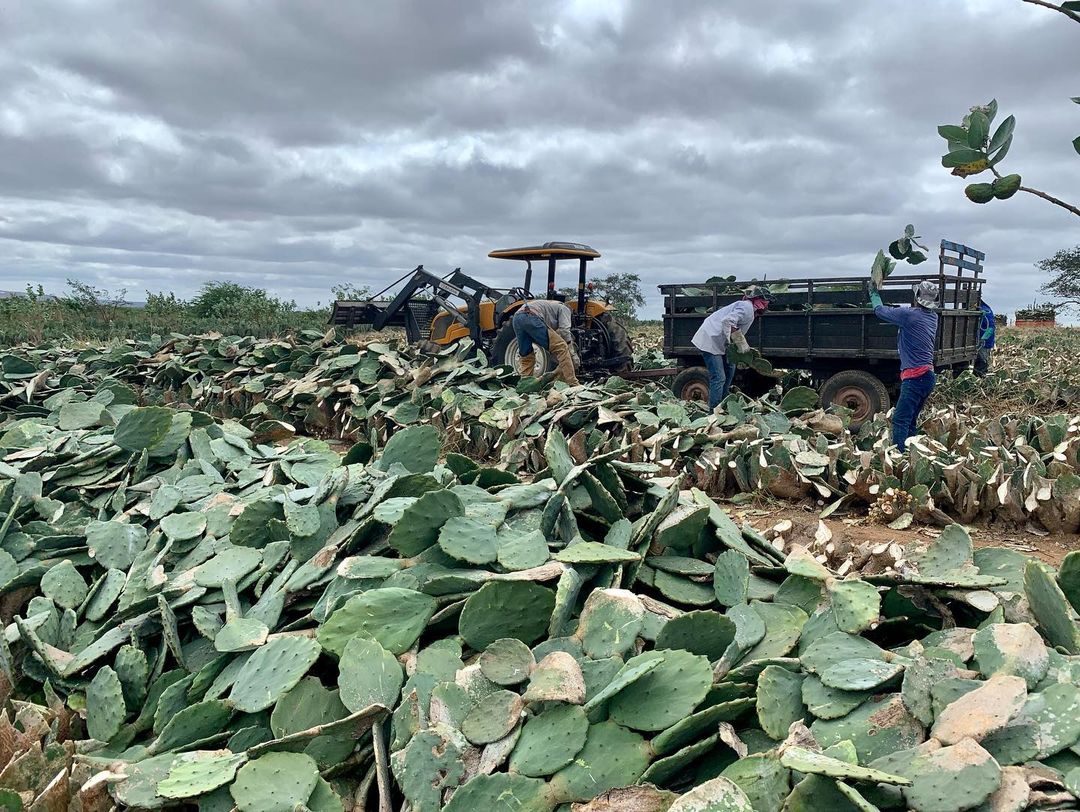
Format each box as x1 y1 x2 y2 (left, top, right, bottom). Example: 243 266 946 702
597 312 634 374
490 322 554 376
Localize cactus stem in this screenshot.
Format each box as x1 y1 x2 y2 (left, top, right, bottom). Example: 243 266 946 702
373 719 393 812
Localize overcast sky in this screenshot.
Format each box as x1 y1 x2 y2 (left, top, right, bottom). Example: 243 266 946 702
1 0 1078 319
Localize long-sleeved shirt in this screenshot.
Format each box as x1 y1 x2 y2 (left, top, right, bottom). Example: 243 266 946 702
520 299 573 343
874 304 938 370
692 300 755 356
979 302 996 349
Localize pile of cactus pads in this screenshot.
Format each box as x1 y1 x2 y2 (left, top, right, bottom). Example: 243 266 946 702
4 404 1080 812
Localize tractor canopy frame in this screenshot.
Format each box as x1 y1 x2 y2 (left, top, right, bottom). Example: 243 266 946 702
488 242 600 322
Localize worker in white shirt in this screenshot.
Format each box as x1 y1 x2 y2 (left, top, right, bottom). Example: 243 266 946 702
691 285 774 409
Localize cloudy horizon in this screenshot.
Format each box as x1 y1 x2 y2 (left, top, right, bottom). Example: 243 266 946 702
1 0 1078 320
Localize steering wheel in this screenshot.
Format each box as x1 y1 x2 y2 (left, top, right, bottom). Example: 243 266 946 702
508 287 534 302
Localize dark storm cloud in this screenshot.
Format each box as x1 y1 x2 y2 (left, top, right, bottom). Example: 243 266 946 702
0 0 1077 318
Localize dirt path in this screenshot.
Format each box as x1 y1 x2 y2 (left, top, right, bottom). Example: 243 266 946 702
732 503 1079 568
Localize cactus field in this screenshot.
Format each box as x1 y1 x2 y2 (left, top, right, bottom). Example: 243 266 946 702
2 327 1080 811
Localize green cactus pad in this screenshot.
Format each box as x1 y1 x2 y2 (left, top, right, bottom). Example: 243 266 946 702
784 547 831 581
780 745 911 785
756 665 806 740
496 529 550 571
548 720 652 803
523 651 585 704
901 656 966 727
377 424 441 473
387 489 464 556
109 752 180 809
741 601 807 661
318 587 436 657
979 719 1040 766
338 636 403 713
828 579 880 634
86 519 149 570
306 778 343 812
656 610 736 661
1058 550 1080 613
713 550 750 607
462 689 525 744
583 656 662 717
554 541 641 564
811 694 925 764
931 674 1027 746
801 631 885 674
230 752 320 812
1018 682 1080 758
727 602 766 650
642 733 719 787
667 777 753 812
574 588 645 659
194 546 263 588
228 635 321 713
459 581 556 651
608 649 712 731
150 699 233 754
390 727 466 812
230 499 286 548
774 575 824 616
40 560 88 610
901 739 1002 812
509 703 589 777
652 701 753 759
270 676 354 767
720 756 790 812
443 773 553 812
283 499 321 537
161 511 208 542
415 639 465 681
113 406 175 451
820 658 904 691
86 665 125 742
436 516 500 564
114 644 149 712
972 626 1045 686
480 638 536 686
802 675 870 720
158 751 247 799
1025 560 1080 654
214 618 270 653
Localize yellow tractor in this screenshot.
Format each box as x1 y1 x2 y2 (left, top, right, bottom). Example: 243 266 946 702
330 242 633 376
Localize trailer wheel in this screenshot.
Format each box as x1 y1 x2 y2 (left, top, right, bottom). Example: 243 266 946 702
819 370 891 427
490 322 554 376
672 366 712 403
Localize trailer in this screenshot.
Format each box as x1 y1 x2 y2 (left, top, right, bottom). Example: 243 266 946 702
658 240 985 425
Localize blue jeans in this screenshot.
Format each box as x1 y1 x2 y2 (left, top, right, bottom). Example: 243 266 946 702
513 311 549 355
702 352 736 410
893 371 935 450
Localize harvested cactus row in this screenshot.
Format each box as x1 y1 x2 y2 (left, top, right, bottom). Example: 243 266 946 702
3 331 1080 531
3 401 1080 810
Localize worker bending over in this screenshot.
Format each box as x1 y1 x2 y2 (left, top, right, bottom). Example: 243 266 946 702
870 280 940 451
691 285 774 410
512 296 579 385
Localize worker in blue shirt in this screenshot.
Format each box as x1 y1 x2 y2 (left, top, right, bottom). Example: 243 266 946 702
869 281 940 451
974 301 995 377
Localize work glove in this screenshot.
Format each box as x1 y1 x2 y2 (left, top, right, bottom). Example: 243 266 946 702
981 328 993 341
730 330 751 352
869 290 883 309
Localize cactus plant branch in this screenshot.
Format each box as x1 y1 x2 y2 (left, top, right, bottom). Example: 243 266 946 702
1021 0 1080 24
1020 185 1080 217
373 720 393 812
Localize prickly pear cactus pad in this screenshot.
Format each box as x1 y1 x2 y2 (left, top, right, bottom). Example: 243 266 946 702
3 393 1080 812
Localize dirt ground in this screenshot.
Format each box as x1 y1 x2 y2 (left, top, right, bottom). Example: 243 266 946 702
733 503 1080 568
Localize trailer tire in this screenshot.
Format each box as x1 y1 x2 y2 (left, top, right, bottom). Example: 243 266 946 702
819 370 890 428
490 322 554 376
672 366 712 403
